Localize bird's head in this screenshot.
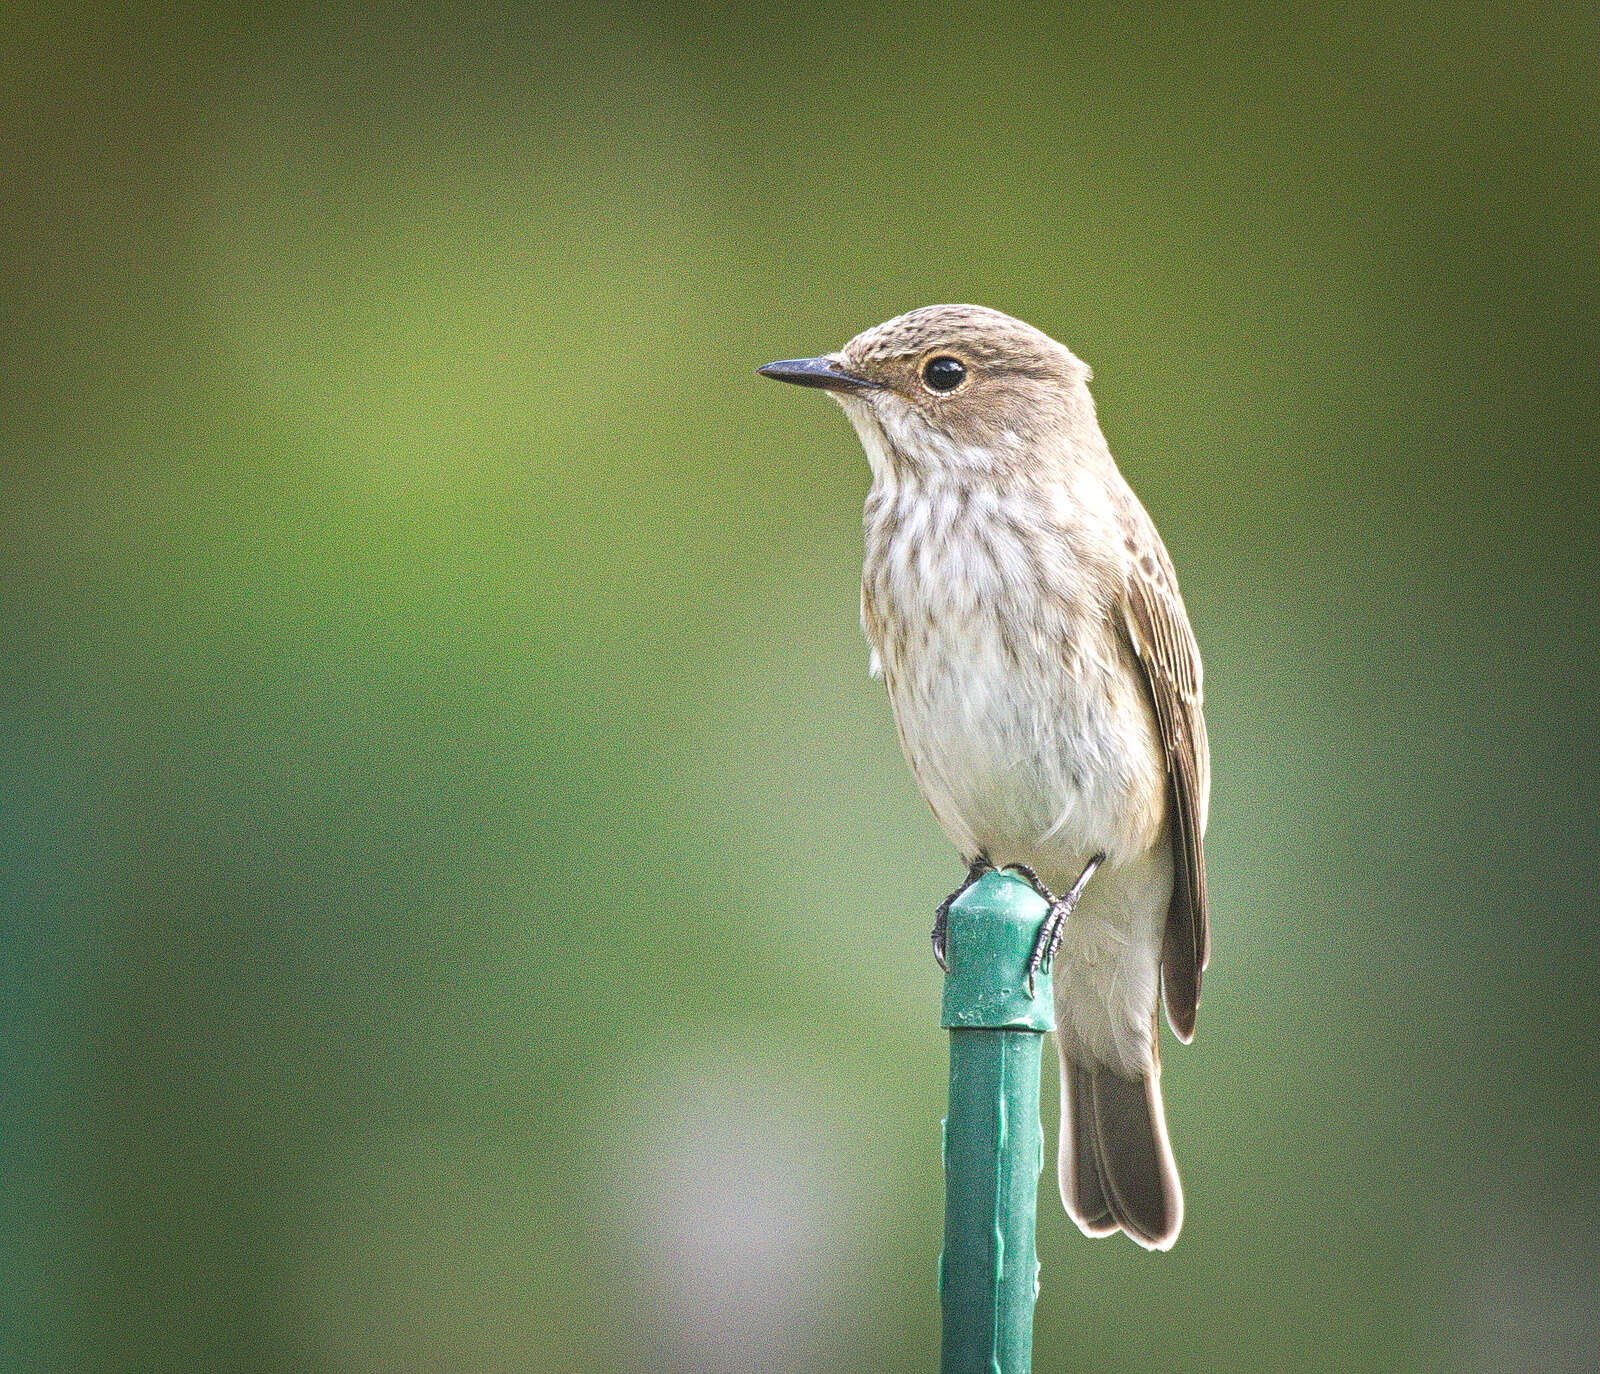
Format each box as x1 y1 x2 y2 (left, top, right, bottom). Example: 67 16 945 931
758 304 1096 483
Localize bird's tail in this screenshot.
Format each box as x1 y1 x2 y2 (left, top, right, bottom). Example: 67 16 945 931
1058 1047 1183 1251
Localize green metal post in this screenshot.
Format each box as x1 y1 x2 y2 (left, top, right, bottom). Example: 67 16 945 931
939 870 1054 1374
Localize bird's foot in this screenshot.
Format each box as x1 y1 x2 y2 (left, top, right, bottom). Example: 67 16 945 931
1003 862 1052 904
932 854 993 972
1011 854 1105 995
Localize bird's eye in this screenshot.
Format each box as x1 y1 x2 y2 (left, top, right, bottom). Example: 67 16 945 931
922 355 966 391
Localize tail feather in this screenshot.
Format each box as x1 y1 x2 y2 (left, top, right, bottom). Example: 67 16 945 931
1060 1055 1183 1250
1063 1063 1117 1236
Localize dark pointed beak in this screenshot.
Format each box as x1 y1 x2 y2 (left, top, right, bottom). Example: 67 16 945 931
756 355 878 392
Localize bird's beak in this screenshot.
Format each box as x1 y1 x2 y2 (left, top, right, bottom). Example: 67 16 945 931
756 355 878 392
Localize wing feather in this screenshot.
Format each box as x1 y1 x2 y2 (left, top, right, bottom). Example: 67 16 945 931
1120 533 1210 1042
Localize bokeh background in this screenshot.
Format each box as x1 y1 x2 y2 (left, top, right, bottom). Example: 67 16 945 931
4 3 1598 1370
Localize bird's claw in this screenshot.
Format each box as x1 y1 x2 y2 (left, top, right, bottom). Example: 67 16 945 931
932 855 992 974
1014 854 1105 998
1025 900 1069 995
1004 862 1053 904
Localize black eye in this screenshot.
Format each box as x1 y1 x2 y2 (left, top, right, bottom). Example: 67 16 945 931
922 355 966 391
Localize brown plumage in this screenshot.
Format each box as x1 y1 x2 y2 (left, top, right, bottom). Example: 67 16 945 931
760 304 1211 1250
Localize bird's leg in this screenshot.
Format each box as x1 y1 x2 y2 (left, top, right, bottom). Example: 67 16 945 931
1016 854 1105 996
932 853 993 972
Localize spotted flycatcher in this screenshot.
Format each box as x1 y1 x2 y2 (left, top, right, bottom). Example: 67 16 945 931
759 305 1210 1250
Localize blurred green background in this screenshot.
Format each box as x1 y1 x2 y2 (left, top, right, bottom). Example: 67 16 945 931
4 3 1598 1370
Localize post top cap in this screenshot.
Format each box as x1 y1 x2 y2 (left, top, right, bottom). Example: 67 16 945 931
940 870 1055 1032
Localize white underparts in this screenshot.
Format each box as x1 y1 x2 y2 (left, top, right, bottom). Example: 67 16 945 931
849 407 1171 1077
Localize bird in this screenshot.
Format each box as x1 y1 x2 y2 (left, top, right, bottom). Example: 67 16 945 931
757 305 1209 1251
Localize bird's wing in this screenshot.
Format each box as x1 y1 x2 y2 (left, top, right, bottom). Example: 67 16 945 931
1119 530 1210 1043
